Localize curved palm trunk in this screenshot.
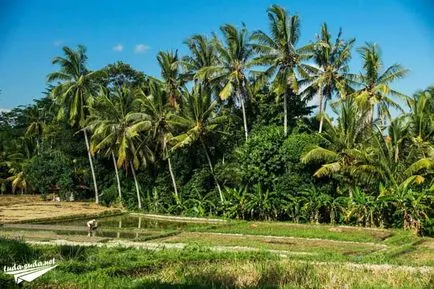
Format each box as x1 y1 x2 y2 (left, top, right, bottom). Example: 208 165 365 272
283 90 289 137
200 140 224 203
167 156 179 200
111 152 122 205
237 89 249 140
130 161 142 209
84 130 99 204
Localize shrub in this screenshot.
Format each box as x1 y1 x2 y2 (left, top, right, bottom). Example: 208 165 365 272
237 125 285 190
26 149 74 198
0 238 37 268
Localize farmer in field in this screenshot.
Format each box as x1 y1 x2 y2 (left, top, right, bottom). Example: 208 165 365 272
87 219 98 237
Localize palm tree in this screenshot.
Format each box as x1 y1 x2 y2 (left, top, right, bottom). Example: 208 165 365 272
251 4 313 136
407 88 434 143
352 43 408 125
355 123 433 192
310 23 354 133
301 98 370 182
2 149 30 195
87 86 153 209
182 34 217 87
157 50 183 109
24 103 50 154
137 80 180 200
47 45 103 203
170 85 227 202
197 24 254 140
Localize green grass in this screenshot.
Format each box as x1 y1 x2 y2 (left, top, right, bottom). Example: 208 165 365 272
1 243 431 289
3 217 434 288
160 232 383 262
2 223 434 289
189 220 394 243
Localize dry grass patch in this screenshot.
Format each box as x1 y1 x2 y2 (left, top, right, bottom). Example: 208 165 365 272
0 194 41 206
0 195 122 224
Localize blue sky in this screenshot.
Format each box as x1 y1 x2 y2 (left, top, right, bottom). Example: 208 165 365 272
1 0 433 110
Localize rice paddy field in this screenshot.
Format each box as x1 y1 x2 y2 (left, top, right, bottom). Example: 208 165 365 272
2 210 434 288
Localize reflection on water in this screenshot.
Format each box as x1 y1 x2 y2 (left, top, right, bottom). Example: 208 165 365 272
49 228 154 239
2 214 223 241
53 214 213 230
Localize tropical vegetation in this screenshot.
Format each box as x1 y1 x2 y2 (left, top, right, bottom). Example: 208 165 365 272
1 4 433 235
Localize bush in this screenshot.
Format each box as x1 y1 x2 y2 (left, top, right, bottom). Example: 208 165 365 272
100 185 119 206
26 149 74 198
0 272 16 288
181 167 215 200
237 125 285 190
275 132 322 196
280 132 321 163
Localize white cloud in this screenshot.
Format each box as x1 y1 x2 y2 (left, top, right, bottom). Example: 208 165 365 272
53 40 63 47
134 44 150 53
113 44 124 52
0 108 11 113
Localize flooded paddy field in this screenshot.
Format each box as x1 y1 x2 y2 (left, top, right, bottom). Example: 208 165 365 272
0 213 227 242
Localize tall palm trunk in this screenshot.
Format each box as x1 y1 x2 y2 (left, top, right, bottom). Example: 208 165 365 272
237 89 249 140
111 152 122 204
318 89 324 133
83 129 99 204
283 89 289 137
130 161 142 209
368 104 375 125
200 140 224 203
167 156 179 200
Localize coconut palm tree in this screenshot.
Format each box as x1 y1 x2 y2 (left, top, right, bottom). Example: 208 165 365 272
137 80 180 201
301 98 370 182
170 85 227 202
157 50 183 109
310 23 355 133
354 122 433 192
197 24 254 140
182 34 217 87
407 88 434 143
352 43 408 125
25 104 48 154
87 86 153 209
47 45 103 203
251 4 313 136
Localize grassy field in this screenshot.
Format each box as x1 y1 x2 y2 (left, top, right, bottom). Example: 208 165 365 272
187 221 394 243
2 208 434 287
1 240 434 289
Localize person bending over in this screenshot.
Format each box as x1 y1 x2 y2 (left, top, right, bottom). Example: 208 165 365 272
87 219 98 237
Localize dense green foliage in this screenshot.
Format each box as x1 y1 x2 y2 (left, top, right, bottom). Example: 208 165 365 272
1 4 433 233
